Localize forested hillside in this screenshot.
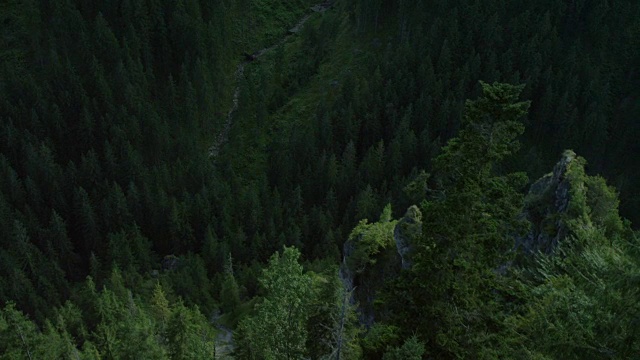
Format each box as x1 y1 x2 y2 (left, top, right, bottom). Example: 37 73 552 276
1 0 639 358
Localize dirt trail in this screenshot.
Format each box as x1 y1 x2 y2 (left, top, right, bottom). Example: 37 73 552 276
208 1 333 158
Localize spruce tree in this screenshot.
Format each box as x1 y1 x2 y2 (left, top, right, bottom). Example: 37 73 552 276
397 82 531 358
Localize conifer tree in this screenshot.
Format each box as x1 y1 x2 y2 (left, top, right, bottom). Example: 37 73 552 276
167 301 215 359
397 82 531 358
219 254 241 313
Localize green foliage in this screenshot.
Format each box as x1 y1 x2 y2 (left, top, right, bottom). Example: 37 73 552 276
506 224 640 358
0 302 66 359
165 253 216 315
306 265 362 360
387 82 530 358
233 0 309 48
585 176 625 236
382 336 426 360
402 170 430 204
92 272 167 359
0 273 217 359
435 81 530 185
395 205 422 245
1 0 640 358
220 255 242 313
237 246 312 359
0 0 316 321
361 323 400 357
167 301 215 359
345 205 397 274
150 282 171 332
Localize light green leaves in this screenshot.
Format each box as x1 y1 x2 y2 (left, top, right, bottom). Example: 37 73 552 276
237 246 312 359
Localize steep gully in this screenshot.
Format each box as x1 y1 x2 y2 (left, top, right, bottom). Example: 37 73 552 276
208 1 333 159
211 2 333 358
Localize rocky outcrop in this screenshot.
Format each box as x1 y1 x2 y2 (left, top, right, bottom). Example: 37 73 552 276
517 149 626 256
393 205 422 269
517 150 577 254
161 254 182 271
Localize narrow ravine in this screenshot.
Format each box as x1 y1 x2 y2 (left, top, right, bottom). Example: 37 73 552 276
208 1 333 159
211 2 333 358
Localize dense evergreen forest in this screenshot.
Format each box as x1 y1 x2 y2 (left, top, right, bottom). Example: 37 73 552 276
1 0 639 358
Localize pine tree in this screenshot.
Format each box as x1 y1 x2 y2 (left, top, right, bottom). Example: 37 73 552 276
0 302 40 359
399 82 531 358
45 210 77 275
167 301 215 359
73 187 100 257
150 282 171 332
219 254 241 313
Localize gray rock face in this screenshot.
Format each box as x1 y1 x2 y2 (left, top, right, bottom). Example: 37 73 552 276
517 150 576 254
393 205 422 269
